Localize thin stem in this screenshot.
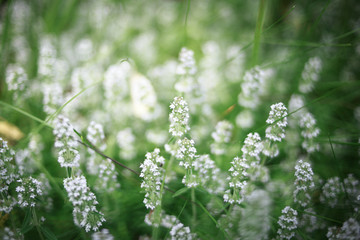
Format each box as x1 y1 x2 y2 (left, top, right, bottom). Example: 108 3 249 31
77 140 140 176
226 204 234 219
251 0 267 67
191 188 196 227
152 216 160 240
32 208 45 240
152 155 175 240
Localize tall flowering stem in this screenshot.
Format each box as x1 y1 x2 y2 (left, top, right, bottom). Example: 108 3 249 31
293 159 315 208
277 206 298 240
64 176 106 232
140 148 165 211
299 112 320 153
224 157 249 205
263 102 288 158
53 116 80 169
176 138 199 188
139 148 165 239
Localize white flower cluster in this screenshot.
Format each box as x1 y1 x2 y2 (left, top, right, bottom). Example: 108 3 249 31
116 128 136 160
91 228 114 240
0 195 17 214
238 190 272 239
0 138 19 193
43 82 64 115
175 47 198 94
210 120 233 155
63 175 106 232
343 174 360 206
277 206 298 240
236 109 254 129
169 96 190 137
224 156 249 204
53 116 80 168
320 176 344 208
130 73 159 121
95 159 120 193
299 112 320 153
140 148 165 210
265 102 288 142
16 177 44 208
104 61 131 102
241 132 263 161
5 64 27 95
38 38 57 79
1 138 20 214
327 218 360 240
74 38 94 62
293 160 315 207
299 207 325 233
263 102 288 158
177 48 197 75
86 122 120 193
0 227 23 240
144 211 195 240
288 94 305 116
176 138 199 188
193 154 225 194
238 66 266 108
299 57 322 93
87 121 106 151
87 122 105 174
169 223 193 240
241 132 268 182
320 174 360 210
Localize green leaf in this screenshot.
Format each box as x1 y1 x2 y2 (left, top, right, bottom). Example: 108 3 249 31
172 187 189 198
196 201 230 240
20 208 33 234
40 226 58 240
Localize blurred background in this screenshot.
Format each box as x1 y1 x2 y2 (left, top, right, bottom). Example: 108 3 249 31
0 0 360 239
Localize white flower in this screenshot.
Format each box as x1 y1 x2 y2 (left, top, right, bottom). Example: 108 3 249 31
210 120 233 155
58 148 80 168
265 102 288 142
299 57 322 93
170 223 194 240
117 128 136 160
87 121 106 151
104 61 131 102
139 148 165 210
6 64 27 93
64 176 106 232
176 47 197 76
169 97 190 137
16 177 44 208
176 138 199 188
0 138 19 192
238 66 270 108
91 228 114 240
277 206 298 240
293 160 315 207
224 157 249 204
320 176 344 208
327 218 360 240
130 73 159 121
241 132 263 161
299 112 320 153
